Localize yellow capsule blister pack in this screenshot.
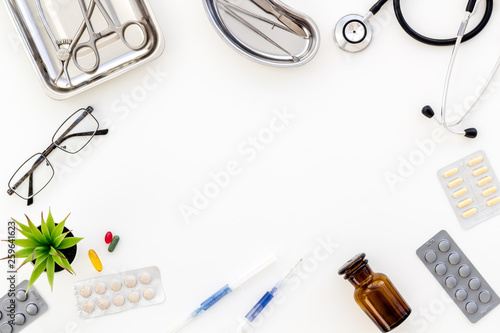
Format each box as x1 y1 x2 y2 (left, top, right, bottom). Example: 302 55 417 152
438 151 500 229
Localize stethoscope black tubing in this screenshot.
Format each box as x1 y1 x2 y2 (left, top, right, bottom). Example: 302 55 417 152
393 0 494 46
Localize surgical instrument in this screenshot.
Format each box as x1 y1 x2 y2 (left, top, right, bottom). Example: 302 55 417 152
203 0 320 67
237 259 303 332
249 0 307 38
334 0 493 52
217 0 300 61
74 0 148 74
6 0 163 98
166 254 277 333
35 0 97 86
36 0 149 84
218 0 298 35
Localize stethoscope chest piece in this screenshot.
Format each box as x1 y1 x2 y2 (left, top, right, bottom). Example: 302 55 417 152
334 14 372 53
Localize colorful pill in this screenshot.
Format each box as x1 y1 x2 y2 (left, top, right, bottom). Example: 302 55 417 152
448 178 463 188
108 235 120 252
453 188 468 198
443 168 459 178
88 250 103 272
468 156 483 166
105 231 113 244
457 198 473 208
482 186 497 196
487 197 500 207
462 208 478 218
477 176 493 186
472 166 488 176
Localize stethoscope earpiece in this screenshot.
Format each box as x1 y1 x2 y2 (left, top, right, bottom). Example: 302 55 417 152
334 14 373 53
421 105 478 139
464 128 477 139
421 105 435 119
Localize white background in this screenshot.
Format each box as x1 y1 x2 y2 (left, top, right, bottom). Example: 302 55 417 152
1 0 500 332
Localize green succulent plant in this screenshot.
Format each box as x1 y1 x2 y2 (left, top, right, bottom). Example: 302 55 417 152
3 209 83 291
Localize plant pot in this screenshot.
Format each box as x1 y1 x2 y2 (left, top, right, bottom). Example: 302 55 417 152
33 224 77 273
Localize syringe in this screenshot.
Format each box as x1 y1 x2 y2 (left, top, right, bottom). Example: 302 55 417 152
167 254 277 333
237 259 303 331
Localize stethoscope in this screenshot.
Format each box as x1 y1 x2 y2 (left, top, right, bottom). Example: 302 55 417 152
334 0 498 138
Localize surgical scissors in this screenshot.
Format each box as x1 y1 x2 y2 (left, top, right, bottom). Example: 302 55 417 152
74 0 148 74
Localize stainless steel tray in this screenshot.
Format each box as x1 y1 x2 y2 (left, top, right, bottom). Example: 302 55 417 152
4 0 164 100
203 0 320 67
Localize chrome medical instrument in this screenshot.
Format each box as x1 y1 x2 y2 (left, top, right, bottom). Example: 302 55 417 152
35 0 97 86
203 0 320 67
4 0 164 99
217 0 299 61
421 1 500 138
334 0 493 52
73 0 148 74
250 0 307 38
220 1 297 34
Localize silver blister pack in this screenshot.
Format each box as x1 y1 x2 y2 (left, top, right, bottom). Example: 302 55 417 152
417 230 499 323
0 280 48 332
437 150 500 229
73 266 165 319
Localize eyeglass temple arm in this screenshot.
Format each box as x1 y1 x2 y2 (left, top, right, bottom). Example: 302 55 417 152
27 173 34 206
23 129 108 202
54 129 109 146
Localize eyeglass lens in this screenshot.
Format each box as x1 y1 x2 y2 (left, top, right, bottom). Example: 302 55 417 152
8 153 55 200
52 108 99 154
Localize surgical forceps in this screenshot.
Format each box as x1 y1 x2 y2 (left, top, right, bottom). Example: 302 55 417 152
217 0 306 61
73 0 148 74
36 0 148 86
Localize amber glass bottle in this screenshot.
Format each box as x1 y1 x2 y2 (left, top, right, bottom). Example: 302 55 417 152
338 253 411 332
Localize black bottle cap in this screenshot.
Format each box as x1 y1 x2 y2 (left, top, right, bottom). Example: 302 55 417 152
421 105 435 119
338 253 366 276
464 128 477 138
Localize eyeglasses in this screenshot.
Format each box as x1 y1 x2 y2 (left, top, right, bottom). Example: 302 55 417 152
7 106 109 205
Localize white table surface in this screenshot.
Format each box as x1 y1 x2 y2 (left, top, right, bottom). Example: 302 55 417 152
1 0 500 332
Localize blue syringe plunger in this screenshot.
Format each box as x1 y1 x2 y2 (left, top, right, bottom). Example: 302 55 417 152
245 288 277 322
243 259 303 323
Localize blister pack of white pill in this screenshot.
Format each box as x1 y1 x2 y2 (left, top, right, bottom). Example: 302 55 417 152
73 266 165 319
438 150 500 229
